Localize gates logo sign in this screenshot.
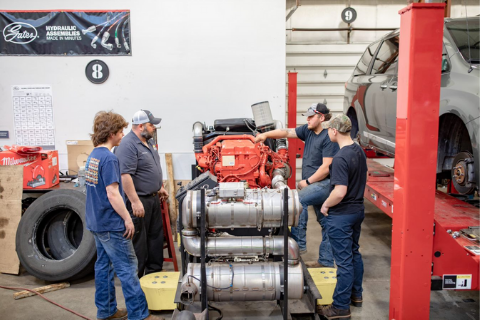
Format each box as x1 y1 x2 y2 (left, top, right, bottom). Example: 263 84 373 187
3 22 38 44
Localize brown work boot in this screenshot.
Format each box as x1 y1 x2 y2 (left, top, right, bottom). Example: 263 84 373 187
318 304 351 319
97 308 127 320
351 295 363 307
305 261 328 268
143 315 165 320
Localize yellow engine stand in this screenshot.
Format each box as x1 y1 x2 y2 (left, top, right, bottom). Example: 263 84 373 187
140 272 180 311
308 267 337 305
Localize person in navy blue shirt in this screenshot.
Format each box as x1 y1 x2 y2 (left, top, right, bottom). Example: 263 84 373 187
255 103 338 269
86 111 163 320
319 114 368 320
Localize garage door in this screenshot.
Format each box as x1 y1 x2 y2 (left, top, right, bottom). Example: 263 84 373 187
285 43 367 180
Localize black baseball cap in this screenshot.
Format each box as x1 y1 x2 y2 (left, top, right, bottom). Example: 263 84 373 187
302 103 330 117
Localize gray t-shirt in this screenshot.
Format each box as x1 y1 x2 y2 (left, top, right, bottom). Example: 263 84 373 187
295 124 339 180
114 131 163 196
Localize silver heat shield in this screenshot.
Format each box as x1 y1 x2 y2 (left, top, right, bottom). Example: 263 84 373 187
181 231 300 264
180 262 304 302
181 188 301 229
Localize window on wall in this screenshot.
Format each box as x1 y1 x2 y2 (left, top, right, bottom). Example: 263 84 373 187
371 35 400 75
353 40 381 76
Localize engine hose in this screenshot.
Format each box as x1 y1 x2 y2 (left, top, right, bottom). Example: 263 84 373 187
0 285 92 320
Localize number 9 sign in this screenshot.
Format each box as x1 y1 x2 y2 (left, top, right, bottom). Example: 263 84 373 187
341 7 357 24
86 60 109 84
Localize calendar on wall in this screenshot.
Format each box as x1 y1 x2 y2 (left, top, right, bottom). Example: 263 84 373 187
11 85 55 149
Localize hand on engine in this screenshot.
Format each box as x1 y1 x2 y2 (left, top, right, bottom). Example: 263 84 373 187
132 199 145 217
254 133 266 143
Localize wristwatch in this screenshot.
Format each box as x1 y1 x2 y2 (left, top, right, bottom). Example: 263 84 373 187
306 179 311 185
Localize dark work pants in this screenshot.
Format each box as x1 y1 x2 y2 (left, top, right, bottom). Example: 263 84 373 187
326 210 365 310
126 195 164 278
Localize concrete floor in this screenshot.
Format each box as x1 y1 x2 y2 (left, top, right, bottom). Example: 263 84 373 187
0 200 478 319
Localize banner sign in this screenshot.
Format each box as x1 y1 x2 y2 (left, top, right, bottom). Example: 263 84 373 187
0 10 131 55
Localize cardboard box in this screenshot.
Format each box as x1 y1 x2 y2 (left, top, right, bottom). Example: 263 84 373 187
0 166 23 275
66 140 94 175
0 150 59 189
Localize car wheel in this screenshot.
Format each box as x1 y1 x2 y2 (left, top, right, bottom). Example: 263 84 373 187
451 151 476 195
346 108 359 141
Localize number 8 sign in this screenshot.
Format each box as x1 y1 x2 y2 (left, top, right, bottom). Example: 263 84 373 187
341 7 357 24
86 60 109 84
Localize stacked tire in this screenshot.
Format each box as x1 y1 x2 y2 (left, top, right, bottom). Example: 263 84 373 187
16 190 96 282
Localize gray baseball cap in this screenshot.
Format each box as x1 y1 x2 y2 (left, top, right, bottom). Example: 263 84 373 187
132 109 161 125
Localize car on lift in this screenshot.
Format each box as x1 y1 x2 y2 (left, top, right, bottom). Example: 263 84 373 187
344 16 479 195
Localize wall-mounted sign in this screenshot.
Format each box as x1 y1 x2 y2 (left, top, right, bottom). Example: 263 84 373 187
341 7 357 24
0 131 9 139
11 85 56 149
0 11 131 55
86 60 109 84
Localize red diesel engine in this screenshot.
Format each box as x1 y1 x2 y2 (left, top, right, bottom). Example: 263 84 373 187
191 101 292 188
194 135 290 189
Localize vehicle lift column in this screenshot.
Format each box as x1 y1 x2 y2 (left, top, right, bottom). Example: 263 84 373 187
287 72 299 189
389 3 445 320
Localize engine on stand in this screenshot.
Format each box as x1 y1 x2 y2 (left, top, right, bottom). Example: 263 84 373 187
175 102 311 318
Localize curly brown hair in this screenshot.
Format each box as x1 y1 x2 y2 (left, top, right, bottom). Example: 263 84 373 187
90 111 128 147
323 113 332 121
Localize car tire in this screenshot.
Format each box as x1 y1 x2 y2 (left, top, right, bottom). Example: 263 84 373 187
16 189 96 282
346 108 359 141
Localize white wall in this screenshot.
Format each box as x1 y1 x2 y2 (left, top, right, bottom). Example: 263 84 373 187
286 0 480 44
0 0 286 180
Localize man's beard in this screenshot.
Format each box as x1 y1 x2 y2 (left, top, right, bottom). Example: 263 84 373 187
141 127 153 140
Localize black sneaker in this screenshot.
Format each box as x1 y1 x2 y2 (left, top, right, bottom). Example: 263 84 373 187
318 304 351 320
351 295 363 307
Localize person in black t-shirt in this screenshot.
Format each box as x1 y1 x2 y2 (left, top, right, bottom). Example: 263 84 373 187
318 114 368 320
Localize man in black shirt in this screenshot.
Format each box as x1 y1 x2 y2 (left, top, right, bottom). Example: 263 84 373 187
319 114 368 320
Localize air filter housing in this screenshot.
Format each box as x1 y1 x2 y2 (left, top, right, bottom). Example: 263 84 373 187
251 101 274 131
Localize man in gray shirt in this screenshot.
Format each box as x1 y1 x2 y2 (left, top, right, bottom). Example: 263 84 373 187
115 109 168 278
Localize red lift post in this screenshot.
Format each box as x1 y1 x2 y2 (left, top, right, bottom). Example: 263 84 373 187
389 4 445 320
287 72 299 189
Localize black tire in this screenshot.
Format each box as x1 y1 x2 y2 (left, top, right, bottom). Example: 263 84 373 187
47 210 77 260
346 108 359 141
16 190 96 282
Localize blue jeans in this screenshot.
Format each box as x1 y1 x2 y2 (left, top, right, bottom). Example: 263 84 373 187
291 180 334 267
92 231 150 320
326 210 365 310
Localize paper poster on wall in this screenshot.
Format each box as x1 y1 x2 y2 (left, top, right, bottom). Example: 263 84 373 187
12 85 55 150
0 11 131 55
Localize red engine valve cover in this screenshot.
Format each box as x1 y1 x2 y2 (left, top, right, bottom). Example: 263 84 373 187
195 135 289 189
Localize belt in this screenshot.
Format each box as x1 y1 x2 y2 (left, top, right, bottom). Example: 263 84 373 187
139 192 158 197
